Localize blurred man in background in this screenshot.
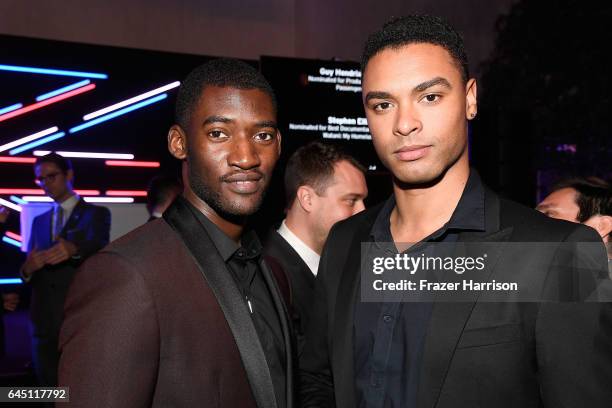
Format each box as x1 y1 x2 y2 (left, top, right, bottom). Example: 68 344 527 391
20 153 110 386
537 176 611 273
264 141 367 353
145 174 182 222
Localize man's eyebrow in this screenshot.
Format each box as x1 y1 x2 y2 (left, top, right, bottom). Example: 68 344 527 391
365 91 393 103
364 77 451 102
413 77 452 93
202 115 234 126
254 120 278 129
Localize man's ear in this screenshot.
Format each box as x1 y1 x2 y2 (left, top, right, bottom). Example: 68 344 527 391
465 78 478 120
65 169 74 183
168 125 188 160
276 130 282 158
296 185 315 213
585 215 612 242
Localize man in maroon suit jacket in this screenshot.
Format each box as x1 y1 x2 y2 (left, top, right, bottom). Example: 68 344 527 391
59 59 293 408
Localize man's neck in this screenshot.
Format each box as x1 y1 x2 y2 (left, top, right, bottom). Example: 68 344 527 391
182 189 244 243
285 212 322 254
390 159 470 243
54 191 75 205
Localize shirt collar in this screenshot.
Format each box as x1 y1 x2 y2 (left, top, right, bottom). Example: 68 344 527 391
180 196 262 262
57 194 80 213
277 219 321 276
370 169 486 243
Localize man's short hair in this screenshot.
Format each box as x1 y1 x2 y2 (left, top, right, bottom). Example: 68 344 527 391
34 152 72 174
175 58 277 129
146 175 183 214
284 141 366 207
551 177 611 222
361 15 469 82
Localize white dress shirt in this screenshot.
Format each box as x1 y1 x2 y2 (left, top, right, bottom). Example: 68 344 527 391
277 219 320 276
52 194 80 235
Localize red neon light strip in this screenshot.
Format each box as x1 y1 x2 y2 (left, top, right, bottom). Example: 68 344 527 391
0 189 44 195
105 160 160 168
0 188 100 195
75 190 101 196
0 83 96 123
106 190 148 196
0 156 36 163
5 231 22 241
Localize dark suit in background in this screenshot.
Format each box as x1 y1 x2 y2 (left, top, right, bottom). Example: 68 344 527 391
265 230 316 355
300 179 612 407
25 198 110 385
59 198 294 407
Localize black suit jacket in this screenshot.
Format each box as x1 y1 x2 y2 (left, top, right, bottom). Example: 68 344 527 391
26 198 110 338
59 200 294 408
265 229 316 355
300 186 612 408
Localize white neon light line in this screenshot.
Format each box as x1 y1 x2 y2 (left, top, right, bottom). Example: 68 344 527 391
83 197 134 203
9 132 65 155
83 81 180 121
20 196 53 202
0 126 59 153
0 197 22 212
70 94 166 133
33 150 135 160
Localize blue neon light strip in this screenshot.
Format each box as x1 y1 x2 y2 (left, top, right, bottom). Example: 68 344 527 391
0 278 22 285
69 93 167 134
36 80 91 101
9 132 66 155
10 195 27 204
0 64 108 79
2 236 21 247
0 103 23 115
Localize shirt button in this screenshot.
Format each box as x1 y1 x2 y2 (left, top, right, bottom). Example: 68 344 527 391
383 315 393 323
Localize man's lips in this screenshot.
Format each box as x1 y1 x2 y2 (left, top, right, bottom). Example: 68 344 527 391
393 145 431 161
222 172 263 194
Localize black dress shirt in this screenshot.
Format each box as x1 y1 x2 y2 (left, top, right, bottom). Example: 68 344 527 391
354 170 486 408
182 198 287 408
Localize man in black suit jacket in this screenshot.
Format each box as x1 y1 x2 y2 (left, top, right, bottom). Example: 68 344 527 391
264 142 368 354
20 153 110 386
299 15 612 407
59 59 294 407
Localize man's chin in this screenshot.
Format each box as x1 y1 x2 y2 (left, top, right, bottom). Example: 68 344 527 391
391 165 446 188
217 197 264 219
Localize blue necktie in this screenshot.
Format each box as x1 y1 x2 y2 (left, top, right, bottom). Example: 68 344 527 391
53 205 64 242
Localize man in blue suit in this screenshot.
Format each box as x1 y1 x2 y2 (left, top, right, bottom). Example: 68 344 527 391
20 153 110 386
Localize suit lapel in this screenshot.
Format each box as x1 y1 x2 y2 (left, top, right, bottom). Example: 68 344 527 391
332 218 373 407
417 188 513 408
164 202 278 408
271 231 316 287
259 258 294 408
39 210 53 249
60 198 85 237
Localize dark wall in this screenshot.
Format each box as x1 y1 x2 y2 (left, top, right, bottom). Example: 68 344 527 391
0 0 514 78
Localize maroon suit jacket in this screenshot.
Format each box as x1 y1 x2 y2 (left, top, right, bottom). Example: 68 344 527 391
59 200 294 407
